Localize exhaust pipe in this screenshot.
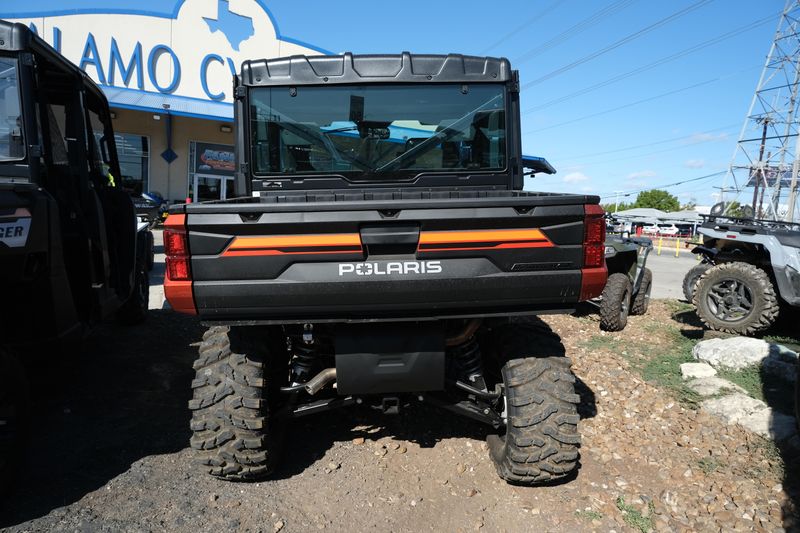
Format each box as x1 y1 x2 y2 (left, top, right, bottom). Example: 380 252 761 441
304 368 337 395
445 319 482 347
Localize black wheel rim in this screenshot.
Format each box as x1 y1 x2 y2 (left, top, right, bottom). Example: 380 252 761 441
706 278 754 322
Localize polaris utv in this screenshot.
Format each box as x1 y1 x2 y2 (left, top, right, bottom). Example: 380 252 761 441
165 53 608 485
0 21 151 489
596 236 653 331
686 205 800 335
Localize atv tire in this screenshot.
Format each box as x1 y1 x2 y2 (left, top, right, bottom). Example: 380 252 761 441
116 260 149 325
487 319 580 485
683 263 711 302
630 267 652 316
189 326 283 481
796 359 800 432
0 349 29 495
693 262 779 335
145 231 155 271
599 273 632 331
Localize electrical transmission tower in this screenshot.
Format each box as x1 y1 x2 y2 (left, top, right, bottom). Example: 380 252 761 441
722 0 800 222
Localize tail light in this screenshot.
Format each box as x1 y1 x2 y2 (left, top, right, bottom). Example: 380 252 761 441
583 204 606 268
580 204 608 301
163 214 196 315
164 219 191 282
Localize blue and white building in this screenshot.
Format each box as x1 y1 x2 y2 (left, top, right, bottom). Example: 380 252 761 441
2 0 326 202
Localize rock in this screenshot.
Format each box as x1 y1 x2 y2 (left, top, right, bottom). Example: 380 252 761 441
352 437 365 445
702 393 797 441
681 362 717 379
273 520 285 532
456 463 466 474
761 357 797 384
327 461 340 471
686 377 744 397
739 409 797 442
693 338 770 370
701 393 767 425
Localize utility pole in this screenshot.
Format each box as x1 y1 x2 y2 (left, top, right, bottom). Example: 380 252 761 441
751 118 770 215
720 0 800 221
614 190 623 212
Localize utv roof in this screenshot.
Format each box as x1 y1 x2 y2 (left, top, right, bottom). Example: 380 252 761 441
0 19 107 103
240 52 513 87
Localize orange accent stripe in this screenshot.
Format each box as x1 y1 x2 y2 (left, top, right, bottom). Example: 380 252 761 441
223 248 363 257
227 233 362 250
419 241 554 252
418 228 549 245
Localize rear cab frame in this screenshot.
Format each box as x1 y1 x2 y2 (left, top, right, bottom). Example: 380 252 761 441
166 53 607 322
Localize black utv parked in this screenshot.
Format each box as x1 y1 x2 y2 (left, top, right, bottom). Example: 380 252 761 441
0 21 151 491
166 53 609 485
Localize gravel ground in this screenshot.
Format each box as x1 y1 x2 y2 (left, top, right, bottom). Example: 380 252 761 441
1 303 797 532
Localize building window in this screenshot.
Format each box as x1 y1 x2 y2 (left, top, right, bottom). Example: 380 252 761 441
188 141 235 202
116 133 149 194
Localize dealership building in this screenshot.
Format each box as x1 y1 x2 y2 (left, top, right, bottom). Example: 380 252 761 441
3 0 327 203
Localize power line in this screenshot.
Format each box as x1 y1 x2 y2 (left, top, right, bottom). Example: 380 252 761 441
512 0 638 65
522 14 775 114
521 0 714 90
524 65 759 134
547 123 740 160
526 79 717 134
557 135 734 167
597 170 726 199
480 0 567 54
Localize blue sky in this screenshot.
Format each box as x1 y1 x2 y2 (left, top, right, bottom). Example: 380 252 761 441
2 0 784 205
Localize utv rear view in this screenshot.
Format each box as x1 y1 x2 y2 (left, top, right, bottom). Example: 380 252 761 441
166 53 607 485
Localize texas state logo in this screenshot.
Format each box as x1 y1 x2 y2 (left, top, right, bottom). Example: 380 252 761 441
4 0 326 105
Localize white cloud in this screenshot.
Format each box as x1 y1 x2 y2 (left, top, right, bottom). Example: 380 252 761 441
627 170 656 180
688 132 728 143
563 171 590 183
684 159 705 169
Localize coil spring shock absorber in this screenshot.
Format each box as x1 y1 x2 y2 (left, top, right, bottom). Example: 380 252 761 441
450 336 487 392
289 324 316 384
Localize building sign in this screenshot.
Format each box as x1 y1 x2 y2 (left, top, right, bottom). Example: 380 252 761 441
193 141 235 176
4 0 325 117
746 166 797 188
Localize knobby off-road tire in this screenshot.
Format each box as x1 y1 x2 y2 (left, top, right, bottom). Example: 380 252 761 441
116 260 149 325
487 319 580 485
189 326 282 481
0 349 29 495
693 262 779 335
796 359 800 432
683 263 711 302
599 273 632 331
630 267 652 316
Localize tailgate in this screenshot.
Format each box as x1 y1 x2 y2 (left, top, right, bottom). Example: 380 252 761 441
166 194 604 322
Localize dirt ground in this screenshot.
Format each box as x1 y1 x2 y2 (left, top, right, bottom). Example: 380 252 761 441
1 302 798 532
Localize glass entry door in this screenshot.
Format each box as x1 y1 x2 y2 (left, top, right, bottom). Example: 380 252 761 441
193 174 234 202
189 141 236 202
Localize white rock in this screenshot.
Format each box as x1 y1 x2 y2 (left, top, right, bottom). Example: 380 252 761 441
686 377 744 397
701 393 768 424
762 357 797 384
693 337 770 370
739 409 797 442
680 362 717 379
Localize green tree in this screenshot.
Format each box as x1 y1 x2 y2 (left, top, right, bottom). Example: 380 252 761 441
632 189 680 212
602 201 634 212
